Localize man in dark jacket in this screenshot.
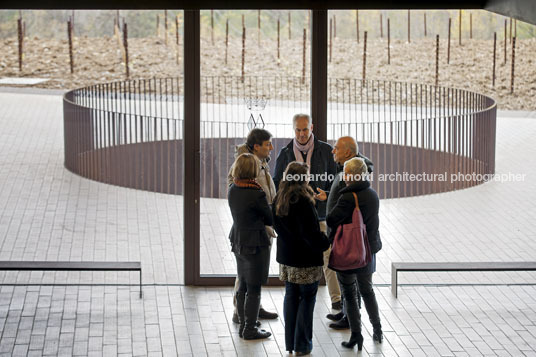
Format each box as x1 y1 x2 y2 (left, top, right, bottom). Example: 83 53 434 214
273 114 341 309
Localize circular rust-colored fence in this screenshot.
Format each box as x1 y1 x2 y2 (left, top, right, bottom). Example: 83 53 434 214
63 76 496 199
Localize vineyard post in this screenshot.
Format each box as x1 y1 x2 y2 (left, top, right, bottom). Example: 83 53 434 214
241 26 246 82
363 31 368 80
302 28 306 84
424 12 427 37
511 36 516 93
225 18 229 65
407 10 410 43
459 10 462 45
68 20 74 74
277 18 280 64
448 18 451 64
165 10 168 45
387 18 391 64
123 22 129 78
380 13 383 38
435 35 440 86
356 10 359 43
17 17 23 72
492 32 496 87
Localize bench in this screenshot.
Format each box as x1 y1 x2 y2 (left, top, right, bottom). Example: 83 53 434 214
391 261 536 298
0 261 143 298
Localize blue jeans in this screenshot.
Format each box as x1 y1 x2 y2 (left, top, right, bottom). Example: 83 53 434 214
283 281 319 353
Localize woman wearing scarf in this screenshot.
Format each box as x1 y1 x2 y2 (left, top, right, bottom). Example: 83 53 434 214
228 153 273 340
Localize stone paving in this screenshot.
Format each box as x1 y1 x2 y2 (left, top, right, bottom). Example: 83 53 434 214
0 89 535 355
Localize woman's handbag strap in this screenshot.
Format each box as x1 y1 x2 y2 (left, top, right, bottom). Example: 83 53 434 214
352 192 359 211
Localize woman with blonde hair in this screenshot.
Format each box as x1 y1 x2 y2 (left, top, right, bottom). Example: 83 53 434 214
327 157 383 350
273 162 330 355
228 153 273 340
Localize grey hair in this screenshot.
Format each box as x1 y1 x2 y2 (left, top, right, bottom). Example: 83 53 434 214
292 113 312 126
344 157 368 176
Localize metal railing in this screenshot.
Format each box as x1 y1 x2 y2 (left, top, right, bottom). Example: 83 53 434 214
63 76 496 199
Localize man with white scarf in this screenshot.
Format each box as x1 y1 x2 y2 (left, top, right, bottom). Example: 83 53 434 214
273 114 341 310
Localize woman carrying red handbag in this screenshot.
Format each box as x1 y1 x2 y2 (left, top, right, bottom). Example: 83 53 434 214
326 157 383 351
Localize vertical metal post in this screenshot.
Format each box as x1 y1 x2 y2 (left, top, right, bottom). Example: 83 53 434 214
311 10 328 142
184 10 200 285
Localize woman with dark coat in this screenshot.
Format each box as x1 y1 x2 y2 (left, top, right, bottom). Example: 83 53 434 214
228 153 273 340
327 157 383 350
273 162 330 355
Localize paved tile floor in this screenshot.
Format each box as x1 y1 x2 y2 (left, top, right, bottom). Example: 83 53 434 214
0 89 535 355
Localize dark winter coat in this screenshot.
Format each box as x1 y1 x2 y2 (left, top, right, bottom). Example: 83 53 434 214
326 153 374 237
326 180 382 274
228 184 273 255
273 195 330 268
273 137 337 220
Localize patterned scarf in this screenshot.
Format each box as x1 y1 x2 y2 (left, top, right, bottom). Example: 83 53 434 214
234 178 262 190
293 133 315 168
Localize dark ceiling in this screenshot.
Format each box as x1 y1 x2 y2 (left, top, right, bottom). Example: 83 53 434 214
1 0 534 25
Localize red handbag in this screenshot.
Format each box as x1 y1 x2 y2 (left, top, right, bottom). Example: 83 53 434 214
329 192 372 271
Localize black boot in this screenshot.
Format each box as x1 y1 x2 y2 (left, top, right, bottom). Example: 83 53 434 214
242 293 271 340
326 311 344 321
235 291 246 338
373 324 383 343
361 290 382 344
341 331 364 350
329 316 350 330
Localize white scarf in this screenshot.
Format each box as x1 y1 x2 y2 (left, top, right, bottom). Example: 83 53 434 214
293 134 315 168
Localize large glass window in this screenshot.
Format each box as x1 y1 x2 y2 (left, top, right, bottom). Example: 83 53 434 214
198 10 312 279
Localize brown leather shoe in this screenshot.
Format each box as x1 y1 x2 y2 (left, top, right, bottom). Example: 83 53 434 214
258 307 278 319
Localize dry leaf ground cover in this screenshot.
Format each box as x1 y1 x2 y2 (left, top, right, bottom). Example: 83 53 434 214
1 35 535 110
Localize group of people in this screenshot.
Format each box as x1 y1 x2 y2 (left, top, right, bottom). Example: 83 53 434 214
227 114 383 355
